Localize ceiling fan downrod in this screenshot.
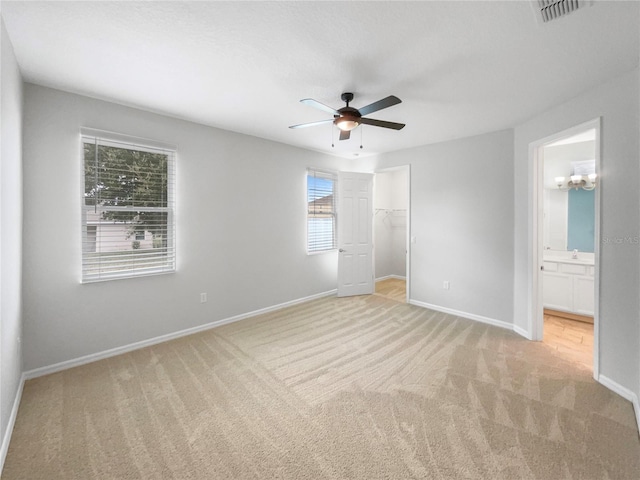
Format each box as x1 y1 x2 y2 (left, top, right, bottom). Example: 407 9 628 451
341 92 354 107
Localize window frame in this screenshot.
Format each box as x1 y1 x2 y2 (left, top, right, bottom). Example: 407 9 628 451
306 168 338 255
80 128 176 283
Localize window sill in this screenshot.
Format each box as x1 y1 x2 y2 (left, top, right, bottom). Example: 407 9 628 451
81 268 175 284
306 249 338 256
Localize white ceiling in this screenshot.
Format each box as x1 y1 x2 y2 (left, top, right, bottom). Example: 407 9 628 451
2 1 638 158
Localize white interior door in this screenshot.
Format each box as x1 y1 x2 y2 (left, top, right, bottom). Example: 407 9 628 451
337 172 374 297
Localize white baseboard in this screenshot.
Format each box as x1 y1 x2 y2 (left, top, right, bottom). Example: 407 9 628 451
375 275 406 282
598 374 640 435
24 289 337 380
408 299 513 331
513 325 533 340
1 373 25 474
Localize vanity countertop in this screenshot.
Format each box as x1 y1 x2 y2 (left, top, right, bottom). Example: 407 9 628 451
543 255 594 266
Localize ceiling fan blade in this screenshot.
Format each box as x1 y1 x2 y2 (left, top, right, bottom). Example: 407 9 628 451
289 119 334 129
339 130 351 141
359 117 405 130
300 98 340 115
357 95 402 116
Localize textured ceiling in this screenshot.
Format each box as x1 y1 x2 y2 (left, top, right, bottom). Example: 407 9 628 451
2 1 638 158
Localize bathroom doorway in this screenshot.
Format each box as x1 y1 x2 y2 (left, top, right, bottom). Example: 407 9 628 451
373 166 410 303
532 119 600 376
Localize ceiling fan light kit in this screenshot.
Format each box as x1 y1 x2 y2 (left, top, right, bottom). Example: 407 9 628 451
290 92 405 142
335 117 360 132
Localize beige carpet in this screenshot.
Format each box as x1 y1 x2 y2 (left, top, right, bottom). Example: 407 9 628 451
3 294 640 479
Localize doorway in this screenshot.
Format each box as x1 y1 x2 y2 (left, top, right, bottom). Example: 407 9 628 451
531 119 600 377
373 166 410 303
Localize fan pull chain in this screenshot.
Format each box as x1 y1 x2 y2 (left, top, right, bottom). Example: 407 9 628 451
360 126 363 150
331 124 334 148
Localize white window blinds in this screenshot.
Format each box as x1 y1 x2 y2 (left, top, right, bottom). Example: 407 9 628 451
81 129 176 282
307 169 337 253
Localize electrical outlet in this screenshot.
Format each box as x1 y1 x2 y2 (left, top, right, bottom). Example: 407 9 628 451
443 281 450 290
200 293 207 303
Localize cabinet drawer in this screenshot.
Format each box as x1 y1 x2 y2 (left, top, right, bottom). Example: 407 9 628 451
543 261 558 272
560 263 586 275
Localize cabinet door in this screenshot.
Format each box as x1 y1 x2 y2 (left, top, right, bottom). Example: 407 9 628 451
543 272 573 312
574 276 595 316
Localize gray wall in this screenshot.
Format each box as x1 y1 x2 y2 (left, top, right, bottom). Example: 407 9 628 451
366 129 515 325
513 68 640 397
22 84 343 371
0 19 24 458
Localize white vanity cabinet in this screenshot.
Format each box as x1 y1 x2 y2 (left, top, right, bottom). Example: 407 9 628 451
543 260 594 316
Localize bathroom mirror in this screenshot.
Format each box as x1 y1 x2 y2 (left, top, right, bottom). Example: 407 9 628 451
543 135 596 253
567 188 595 252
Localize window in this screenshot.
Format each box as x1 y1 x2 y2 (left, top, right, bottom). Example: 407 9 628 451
307 169 337 253
81 129 176 282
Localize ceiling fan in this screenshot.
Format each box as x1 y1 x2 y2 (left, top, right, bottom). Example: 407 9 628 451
289 92 405 141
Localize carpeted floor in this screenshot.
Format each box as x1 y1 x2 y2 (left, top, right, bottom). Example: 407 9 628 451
3 294 639 479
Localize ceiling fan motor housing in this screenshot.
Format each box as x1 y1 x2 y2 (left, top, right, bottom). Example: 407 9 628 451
334 107 361 131
336 94 361 129
335 106 361 119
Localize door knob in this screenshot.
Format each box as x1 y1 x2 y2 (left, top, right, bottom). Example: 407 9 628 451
339 248 346 252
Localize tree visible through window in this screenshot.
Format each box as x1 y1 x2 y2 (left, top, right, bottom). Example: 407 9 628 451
81 130 176 281
307 169 337 253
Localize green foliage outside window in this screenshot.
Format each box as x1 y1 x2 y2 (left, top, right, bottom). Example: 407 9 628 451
84 143 169 247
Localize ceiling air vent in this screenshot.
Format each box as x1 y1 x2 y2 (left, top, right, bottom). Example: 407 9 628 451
534 0 592 23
